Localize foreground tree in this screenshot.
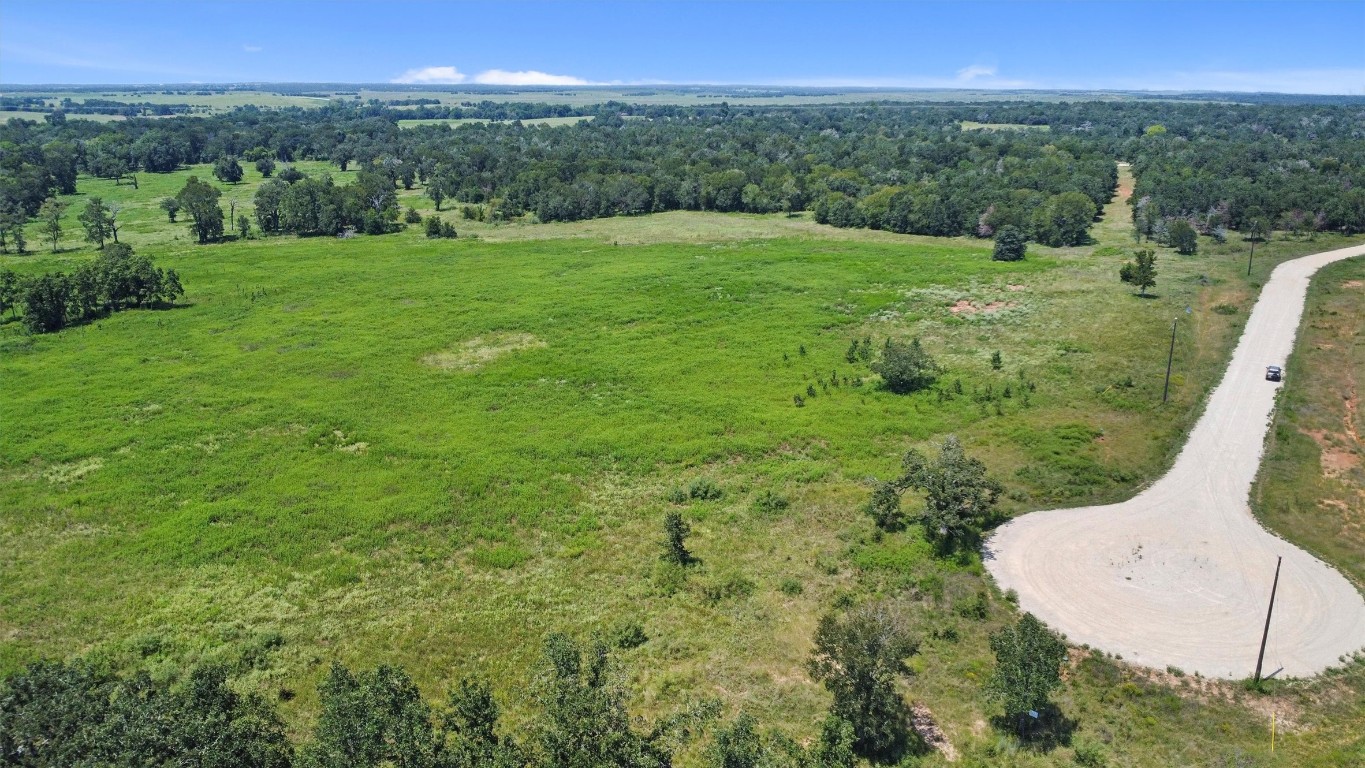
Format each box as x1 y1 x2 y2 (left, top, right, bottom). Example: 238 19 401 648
304 663 437 768
901 436 1002 549
176 176 225 243
870 337 940 394
985 613 1068 738
992 224 1027 262
255 156 276 178
1120 248 1158 296
807 602 919 761
535 633 670 768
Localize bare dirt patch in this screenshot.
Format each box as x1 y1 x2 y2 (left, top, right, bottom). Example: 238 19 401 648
1343 280 1363 288
948 300 1015 315
909 703 957 761
421 332 546 371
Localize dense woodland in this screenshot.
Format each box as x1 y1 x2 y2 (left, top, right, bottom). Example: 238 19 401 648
2 99 1364 250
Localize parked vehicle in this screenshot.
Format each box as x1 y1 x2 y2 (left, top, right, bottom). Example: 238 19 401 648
1265 365 1283 382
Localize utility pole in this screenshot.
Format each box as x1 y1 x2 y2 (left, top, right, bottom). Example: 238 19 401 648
1162 318 1177 403
1253 556 1283 684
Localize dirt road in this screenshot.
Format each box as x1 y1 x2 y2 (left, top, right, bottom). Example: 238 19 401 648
984 244 1365 679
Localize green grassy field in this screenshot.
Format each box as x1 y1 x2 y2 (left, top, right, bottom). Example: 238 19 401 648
3 161 1364 764
1252 257 1365 588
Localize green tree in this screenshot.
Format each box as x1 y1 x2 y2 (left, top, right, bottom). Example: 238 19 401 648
1120 248 1158 296
991 224 1027 261
807 602 919 761
0 269 21 318
900 435 1002 550
985 613 1068 737
662 509 692 565
38 198 67 253
213 155 245 184
1169 218 1198 254
160 196 181 222
427 177 447 211
304 662 438 768
255 156 276 178
870 337 939 394
176 176 225 243
78 196 113 248
1034 191 1096 247
442 679 522 768
708 712 763 768
534 633 669 768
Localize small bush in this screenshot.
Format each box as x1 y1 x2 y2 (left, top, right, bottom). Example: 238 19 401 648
1004 588 1019 604
665 487 688 504
779 577 804 596
700 570 755 603
793 394 805 408
1072 735 1107 767
653 561 687 596
404 206 422 224
956 590 990 620
608 620 648 649
1212 303 1239 315
662 509 692 565
752 489 790 516
688 478 723 501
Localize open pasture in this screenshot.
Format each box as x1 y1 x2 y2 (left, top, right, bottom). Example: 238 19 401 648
4 160 1365 762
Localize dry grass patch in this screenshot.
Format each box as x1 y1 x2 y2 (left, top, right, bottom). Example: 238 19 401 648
421 332 546 371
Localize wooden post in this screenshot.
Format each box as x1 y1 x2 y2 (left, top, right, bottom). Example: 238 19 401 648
1253 556 1283 684
1162 319 1177 403
1247 236 1256 277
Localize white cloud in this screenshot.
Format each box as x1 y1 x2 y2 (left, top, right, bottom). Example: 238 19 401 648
243 44 263 53
470 69 589 86
955 64 997 82
391 66 595 86
392 66 468 84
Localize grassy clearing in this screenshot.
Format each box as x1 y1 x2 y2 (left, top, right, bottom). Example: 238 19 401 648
397 116 592 129
3 161 1364 763
0 109 127 123
959 121 1050 132
1252 257 1365 588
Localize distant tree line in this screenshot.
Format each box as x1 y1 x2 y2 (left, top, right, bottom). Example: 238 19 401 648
3 99 1363 246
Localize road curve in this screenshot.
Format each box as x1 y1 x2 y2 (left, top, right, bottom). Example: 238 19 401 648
984 244 1365 679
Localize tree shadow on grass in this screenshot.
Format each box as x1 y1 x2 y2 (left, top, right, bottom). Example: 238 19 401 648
989 703 1077 754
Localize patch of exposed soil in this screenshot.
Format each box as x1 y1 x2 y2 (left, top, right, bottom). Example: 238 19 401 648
421 332 546 371
1343 280 1363 288
909 703 957 761
948 300 1015 315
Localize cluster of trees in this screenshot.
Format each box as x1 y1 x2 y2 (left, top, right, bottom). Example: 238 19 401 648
0 243 182 333
253 168 400 236
2 608 1069 768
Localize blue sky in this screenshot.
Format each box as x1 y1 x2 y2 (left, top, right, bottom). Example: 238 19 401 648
2 1 1363 93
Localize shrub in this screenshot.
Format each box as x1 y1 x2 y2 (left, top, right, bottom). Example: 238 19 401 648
688 478 723 501
404 206 422 224
956 590 990 620
699 570 755 603
871 337 940 394
661 510 692 565
992 224 1027 261
751 490 790 516
779 577 804 596
608 620 648 650
1072 735 1108 767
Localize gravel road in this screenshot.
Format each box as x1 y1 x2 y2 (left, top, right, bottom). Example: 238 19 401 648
984 244 1365 679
